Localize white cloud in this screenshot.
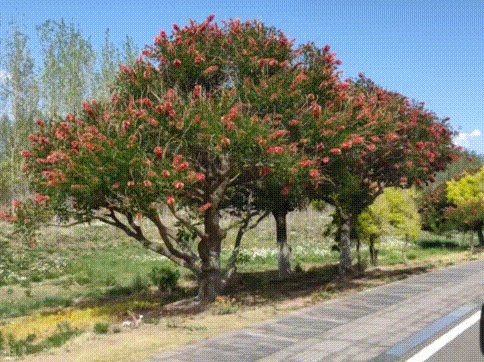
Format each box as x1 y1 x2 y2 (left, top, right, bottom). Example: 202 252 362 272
0 70 9 82
453 129 482 152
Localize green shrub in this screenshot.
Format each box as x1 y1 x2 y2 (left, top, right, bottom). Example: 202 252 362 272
406 252 417 260
103 274 117 287
93 322 109 334
5 322 80 356
149 265 180 292
417 239 460 249
130 273 149 292
74 271 92 285
29 274 43 283
43 322 80 348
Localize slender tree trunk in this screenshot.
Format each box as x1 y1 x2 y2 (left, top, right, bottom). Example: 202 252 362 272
274 210 291 278
369 239 377 266
338 209 353 276
476 225 484 247
356 237 362 273
469 231 475 254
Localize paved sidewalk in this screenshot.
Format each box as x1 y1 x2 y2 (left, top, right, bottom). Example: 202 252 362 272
148 260 484 362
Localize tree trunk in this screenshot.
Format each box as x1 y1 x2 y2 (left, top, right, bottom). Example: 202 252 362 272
477 226 484 247
356 237 362 273
274 210 291 278
198 209 224 302
369 239 377 266
198 252 222 302
338 209 353 276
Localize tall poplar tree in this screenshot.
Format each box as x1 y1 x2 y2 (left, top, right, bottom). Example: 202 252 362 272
37 19 96 117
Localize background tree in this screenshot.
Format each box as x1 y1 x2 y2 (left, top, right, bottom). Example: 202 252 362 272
418 152 481 235
357 202 385 265
309 76 458 275
37 19 96 117
446 167 484 246
229 44 343 278
0 24 39 204
122 35 139 66
94 29 121 100
358 187 421 265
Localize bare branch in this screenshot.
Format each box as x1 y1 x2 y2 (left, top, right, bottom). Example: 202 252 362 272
167 206 205 239
148 211 201 272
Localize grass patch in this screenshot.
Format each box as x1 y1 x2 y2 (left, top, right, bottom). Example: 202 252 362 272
417 239 461 249
0 296 73 318
3 322 80 357
93 322 109 334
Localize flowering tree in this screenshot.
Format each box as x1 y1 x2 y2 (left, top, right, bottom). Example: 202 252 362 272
230 45 344 277
305 76 459 275
16 17 314 301
446 167 484 246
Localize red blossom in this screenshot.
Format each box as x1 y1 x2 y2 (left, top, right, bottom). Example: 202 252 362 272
415 141 425 150
166 195 176 206
173 59 182 68
269 129 290 140
34 193 50 206
143 180 153 188
203 65 219 76
366 144 377 152
195 173 206 182
21 150 33 158
12 199 22 209
154 146 164 159
0 213 17 223
322 157 330 164
281 185 291 197
353 136 365 145
288 119 302 127
199 202 213 212
173 181 185 190
35 119 45 127
341 141 353 150
329 148 342 156
259 167 272 177
176 162 190 172
193 85 202 98
162 170 171 178
299 159 314 168
309 169 321 179
311 101 322 118
83 102 93 115
267 146 285 155
220 136 231 147
386 133 400 142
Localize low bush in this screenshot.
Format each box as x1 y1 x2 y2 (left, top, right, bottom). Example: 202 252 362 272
417 239 460 249
149 265 180 293
93 322 109 334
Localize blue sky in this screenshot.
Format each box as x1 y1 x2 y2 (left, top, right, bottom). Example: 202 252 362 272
1 0 483 153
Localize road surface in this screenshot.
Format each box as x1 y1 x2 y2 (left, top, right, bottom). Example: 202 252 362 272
427 321 482 362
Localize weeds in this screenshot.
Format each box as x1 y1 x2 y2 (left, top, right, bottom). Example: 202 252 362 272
211 297 239 315
3 322 80 357
93 322 109 334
